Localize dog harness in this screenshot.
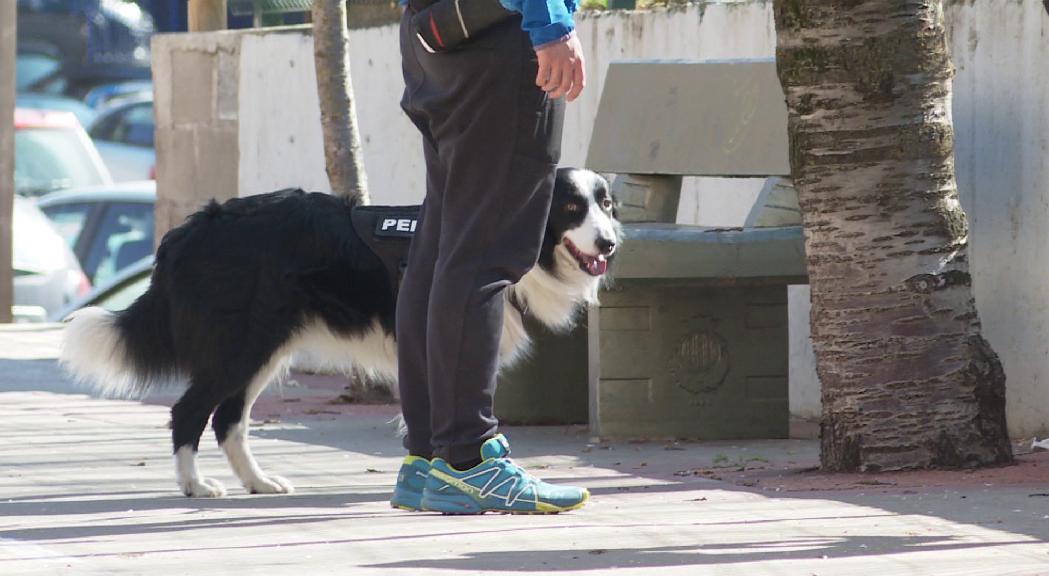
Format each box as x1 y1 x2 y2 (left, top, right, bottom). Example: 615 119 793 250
351 205 529 316
351 205 421 298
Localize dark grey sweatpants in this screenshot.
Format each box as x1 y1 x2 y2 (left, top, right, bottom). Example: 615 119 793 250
396 9 564 464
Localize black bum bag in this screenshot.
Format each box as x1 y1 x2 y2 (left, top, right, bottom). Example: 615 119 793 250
410 0 515 53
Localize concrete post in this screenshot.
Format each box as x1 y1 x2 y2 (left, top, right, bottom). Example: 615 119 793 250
0 1 16 323
188 0 228 32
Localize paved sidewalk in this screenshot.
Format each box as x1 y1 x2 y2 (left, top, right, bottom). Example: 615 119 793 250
1 324 1047 575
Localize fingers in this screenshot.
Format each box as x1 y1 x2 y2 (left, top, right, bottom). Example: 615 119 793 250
536 56 552 89
545 62 566 94
548 63 573 100
534 38 586 101
566 58 585 102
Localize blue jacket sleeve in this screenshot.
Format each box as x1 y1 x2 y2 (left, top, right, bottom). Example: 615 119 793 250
499 0 578 48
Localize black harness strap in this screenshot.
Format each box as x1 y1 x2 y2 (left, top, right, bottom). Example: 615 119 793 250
350 205 422 299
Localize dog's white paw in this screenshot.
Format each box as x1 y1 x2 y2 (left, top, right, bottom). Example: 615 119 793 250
181 476 227 498
244 474 294 495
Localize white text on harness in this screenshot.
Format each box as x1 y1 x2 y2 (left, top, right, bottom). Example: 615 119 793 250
381 218 418 233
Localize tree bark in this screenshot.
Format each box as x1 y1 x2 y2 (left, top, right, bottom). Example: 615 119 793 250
0 1 15 323
188 0 228 32
312 0 370 203
773 0 1012 471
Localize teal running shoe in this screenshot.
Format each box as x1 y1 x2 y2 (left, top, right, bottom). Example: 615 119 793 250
390 455 431 511
420 434 589 515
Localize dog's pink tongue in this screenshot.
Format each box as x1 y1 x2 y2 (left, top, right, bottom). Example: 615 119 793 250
587 258 608 276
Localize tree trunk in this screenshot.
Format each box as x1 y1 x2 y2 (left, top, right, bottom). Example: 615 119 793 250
188 0 228 32
0 0 15 323
312 0 370 203
773 0 1013 471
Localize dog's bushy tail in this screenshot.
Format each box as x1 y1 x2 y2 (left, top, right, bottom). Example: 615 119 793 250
60 290 181 398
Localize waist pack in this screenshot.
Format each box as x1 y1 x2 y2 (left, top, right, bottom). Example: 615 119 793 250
411 0 514 53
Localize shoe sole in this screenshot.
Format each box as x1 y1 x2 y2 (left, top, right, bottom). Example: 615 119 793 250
422 489 589 515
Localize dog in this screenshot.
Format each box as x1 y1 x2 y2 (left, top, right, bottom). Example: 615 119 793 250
60 168 621 497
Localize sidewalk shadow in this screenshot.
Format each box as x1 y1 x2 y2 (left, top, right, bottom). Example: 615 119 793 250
0 358 77 394
363 535 1033 572
0 490 394 542
779 485 1049 544
1 489 390 519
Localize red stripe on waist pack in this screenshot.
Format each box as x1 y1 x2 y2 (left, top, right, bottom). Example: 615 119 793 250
429 14 445 48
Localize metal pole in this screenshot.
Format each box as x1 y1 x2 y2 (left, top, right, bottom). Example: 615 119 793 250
188 0 228 32
0 1 16 323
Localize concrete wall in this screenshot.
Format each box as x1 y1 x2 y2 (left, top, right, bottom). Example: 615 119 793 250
153 0 1049 437
152 31 241 236
948 0 1049 438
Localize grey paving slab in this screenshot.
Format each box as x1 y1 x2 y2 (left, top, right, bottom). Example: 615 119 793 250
1 324 1047 575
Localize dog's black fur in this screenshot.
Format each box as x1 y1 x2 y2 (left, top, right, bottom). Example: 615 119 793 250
61 168 620 497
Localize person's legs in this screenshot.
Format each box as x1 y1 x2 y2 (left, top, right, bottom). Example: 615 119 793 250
391 12 448 509
396 9 586 515
396 136 444 460
407 19 564 467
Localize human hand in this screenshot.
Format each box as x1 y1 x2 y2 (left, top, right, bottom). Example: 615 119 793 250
535 34 586 102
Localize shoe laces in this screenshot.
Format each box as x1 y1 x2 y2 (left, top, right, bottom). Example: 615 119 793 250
500 457 540 488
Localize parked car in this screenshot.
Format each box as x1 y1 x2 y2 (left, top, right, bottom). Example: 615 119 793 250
88 96 155 181
83 80 152 110
36 181 156 288
16 93 98 127
17 0 153 99
14 107 113 197
15 43 63 92
13 196 91 323
53 255 153 321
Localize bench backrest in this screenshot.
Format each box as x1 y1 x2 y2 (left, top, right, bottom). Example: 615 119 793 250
587 58 790 178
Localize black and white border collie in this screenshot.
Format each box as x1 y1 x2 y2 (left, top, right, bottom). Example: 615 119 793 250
60 168 620 497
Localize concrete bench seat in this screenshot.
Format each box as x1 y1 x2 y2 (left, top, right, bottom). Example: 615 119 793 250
613 223 806 282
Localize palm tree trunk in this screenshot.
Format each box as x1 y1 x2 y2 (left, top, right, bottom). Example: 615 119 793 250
312 0 370 203
773 0 1012 471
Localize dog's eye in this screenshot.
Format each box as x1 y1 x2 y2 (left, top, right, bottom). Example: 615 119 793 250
564 203 583 213
601 199 613 211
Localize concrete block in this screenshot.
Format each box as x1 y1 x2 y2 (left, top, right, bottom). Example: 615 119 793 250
150 38 173 129
587 59 790 177
590 281 790 439
171 49 216 125
611 174 683 223
192 128 239 201
216 50 240 121
154 126 239 241
744 177 802 228
496 317 588 425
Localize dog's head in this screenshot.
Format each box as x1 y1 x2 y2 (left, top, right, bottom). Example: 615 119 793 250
540 168 621 282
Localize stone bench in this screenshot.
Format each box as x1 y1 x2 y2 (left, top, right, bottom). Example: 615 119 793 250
498 59 808 439
585 58 806 439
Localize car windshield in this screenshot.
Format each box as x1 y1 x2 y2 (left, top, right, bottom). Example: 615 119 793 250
15 128 108 196
83 202 154 285
39 202 92 249
16 52 61 91
92 101 154 147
